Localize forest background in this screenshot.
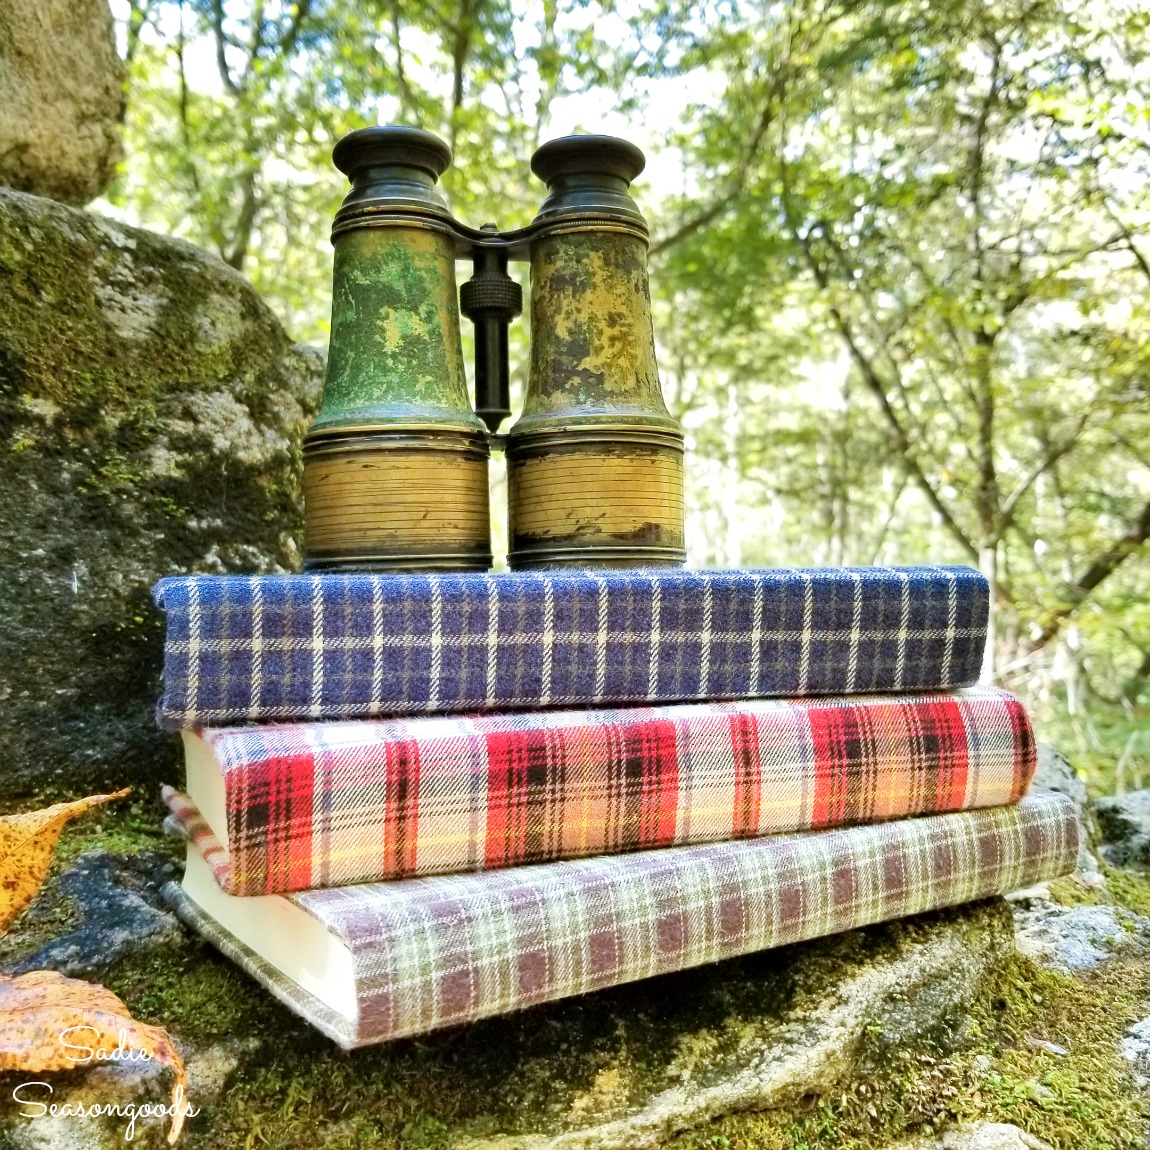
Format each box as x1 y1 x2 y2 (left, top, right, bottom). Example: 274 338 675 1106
102 0 1149 790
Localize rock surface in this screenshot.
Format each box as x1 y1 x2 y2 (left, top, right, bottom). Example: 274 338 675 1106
1012 896 1150 972
894 1123 1054 1149
1033 743 1099 875
1032 743 1090 819
0 898 1018 1150
440 901 1016 1150
0 851 181 977
1094 789 1150 868
0 0 124 204
1 1056 186 1150
0 189 323 799
1121 1015 1150 1090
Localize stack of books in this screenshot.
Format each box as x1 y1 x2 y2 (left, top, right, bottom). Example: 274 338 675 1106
156 567 1078 1049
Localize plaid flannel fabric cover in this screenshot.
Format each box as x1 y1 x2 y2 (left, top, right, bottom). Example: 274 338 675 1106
153 566 988 728
164 789 1077 1048
165 686 1035 894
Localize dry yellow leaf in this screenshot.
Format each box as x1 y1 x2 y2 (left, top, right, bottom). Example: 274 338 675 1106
0 970 190 1143
0 789 130 934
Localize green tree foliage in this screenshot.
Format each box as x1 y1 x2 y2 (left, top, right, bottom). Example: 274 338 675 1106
107 0 1150 777
109 0 624 334
646 0 1150 759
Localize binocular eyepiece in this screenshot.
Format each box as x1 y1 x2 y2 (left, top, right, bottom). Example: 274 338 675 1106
302 125 686 571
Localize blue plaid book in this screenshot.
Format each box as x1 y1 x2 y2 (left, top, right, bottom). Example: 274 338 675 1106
153 567 988 729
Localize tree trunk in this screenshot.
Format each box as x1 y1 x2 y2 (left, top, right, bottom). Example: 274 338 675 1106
979 543 998 682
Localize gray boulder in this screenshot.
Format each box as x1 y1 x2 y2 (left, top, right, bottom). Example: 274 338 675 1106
0 851 182 977
1093 790 1150 868
0 0 124 204
1033 743 1089 819
0 189 323 798
1034 743 1099 875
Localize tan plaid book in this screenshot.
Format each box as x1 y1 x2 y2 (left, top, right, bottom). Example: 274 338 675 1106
164 789 1077 1048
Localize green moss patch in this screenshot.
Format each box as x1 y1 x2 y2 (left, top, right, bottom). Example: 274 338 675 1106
667 954 1149 1150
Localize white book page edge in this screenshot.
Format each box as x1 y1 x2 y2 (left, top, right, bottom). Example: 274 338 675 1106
181 845 358 1023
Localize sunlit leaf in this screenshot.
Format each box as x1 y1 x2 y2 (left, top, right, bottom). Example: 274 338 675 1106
0 971 189 1143
0 790 131 934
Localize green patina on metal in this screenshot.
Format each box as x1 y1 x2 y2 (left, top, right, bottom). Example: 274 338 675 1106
312 226 480 435
519 230 677 434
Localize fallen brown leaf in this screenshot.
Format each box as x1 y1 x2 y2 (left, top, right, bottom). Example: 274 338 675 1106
0 969 189 1143
0 788 190 1140
0 789 130 934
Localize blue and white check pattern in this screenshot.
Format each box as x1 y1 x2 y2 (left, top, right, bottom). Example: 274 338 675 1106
153 566 988 729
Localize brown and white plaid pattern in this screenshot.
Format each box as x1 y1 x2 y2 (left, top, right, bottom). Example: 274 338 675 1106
164 789 1077 1048
164 687 1036 894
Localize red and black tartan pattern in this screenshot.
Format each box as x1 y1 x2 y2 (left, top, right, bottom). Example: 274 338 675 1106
173 686 1036 895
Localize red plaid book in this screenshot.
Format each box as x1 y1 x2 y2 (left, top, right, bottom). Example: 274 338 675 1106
169 686 1035 895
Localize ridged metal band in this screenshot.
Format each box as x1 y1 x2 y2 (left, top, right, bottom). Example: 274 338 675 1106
303 428 490 456
523 218 649 245
508 544 688 570
505 425 684 456
305 553 492 573
506 428 685 571
331 207 459 241
303 428 492 572
331 208 649 250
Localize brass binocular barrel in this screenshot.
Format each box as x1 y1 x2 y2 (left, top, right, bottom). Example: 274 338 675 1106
302 125 685 572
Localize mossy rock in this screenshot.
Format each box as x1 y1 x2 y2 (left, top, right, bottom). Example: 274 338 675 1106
0 188 323 799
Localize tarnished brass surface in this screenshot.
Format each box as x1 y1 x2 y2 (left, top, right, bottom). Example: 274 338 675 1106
303 431 491 571
507 222 685 569
508 429 685 568
303 126 491 570
313 226 478 436
520 233 669 428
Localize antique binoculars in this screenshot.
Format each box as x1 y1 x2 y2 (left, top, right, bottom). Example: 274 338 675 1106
303 125 685 571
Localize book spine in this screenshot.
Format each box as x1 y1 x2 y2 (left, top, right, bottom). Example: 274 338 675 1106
154 566 989 728
171 689 1034 895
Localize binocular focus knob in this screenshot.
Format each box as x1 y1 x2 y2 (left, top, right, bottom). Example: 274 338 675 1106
459 274 523 318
